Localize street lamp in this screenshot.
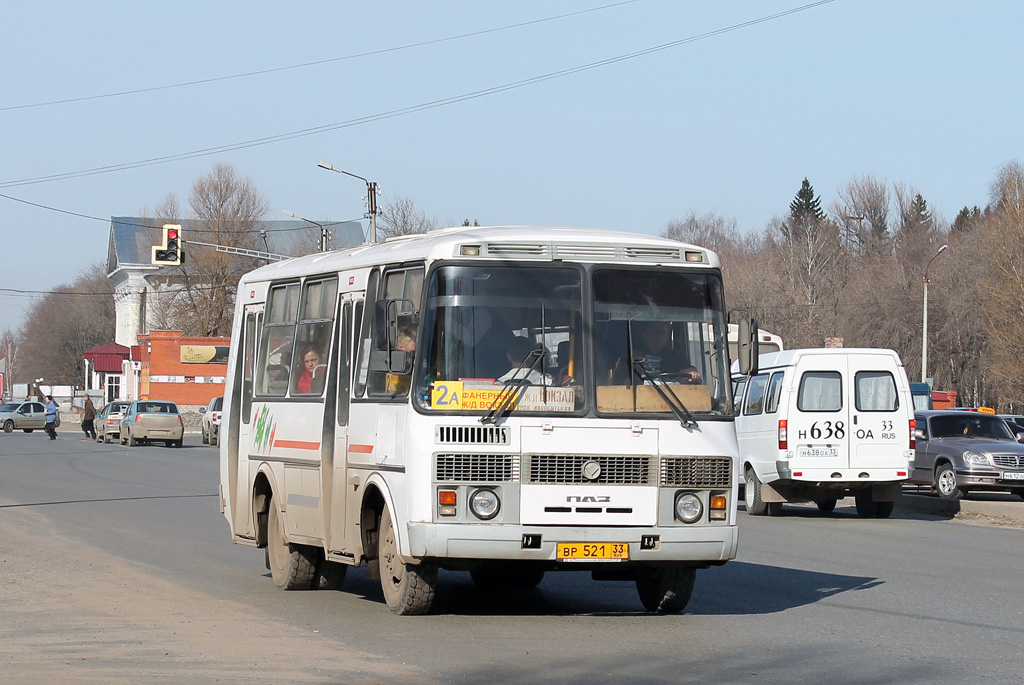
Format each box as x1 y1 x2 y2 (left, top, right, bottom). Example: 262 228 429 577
282 210 328 253
318 160 379 244
921 243 949 383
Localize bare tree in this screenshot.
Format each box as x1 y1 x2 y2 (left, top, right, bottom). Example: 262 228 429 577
377 195 436 239
663 212 739 254
150 164 269 336
18 265 115 386
1 328 19 396
833 175 890 256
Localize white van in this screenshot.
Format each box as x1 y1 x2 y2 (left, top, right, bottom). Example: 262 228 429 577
732 348 914 518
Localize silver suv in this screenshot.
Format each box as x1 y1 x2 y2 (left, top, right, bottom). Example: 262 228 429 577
201 396 223 447
911 410 1024 500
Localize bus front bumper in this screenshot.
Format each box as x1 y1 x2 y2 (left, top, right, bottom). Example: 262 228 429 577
406 522 738 564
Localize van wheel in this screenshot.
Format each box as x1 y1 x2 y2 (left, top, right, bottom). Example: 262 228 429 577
874 501 895 518
935 464 964 500
378 506 436 615
266 498 316 590
744 470 768 516
816 498 838 514
635 565 696 614
855 491 878 517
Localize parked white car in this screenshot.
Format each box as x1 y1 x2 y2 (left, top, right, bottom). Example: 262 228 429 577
200 396 223 446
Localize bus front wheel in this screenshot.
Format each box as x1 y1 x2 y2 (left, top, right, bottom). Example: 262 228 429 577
266 499 316 590
635 565 696 614
378 506 436 615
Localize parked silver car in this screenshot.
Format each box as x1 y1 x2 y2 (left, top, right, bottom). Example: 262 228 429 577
96 401 132 443
911 410 1024 500
0 400 47 433
200 396 223 446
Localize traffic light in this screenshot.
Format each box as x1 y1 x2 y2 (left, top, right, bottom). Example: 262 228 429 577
151 224 184 266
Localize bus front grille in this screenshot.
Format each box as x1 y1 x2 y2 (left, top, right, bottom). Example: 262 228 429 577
526 455 653 485
660 457 732 488
435 454 519 483
435 425 510 445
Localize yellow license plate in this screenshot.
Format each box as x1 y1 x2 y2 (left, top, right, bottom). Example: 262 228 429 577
556 542 629 562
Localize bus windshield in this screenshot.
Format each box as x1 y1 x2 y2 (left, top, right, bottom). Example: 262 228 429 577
415 264 585 414
415 263 731 417
593 268 730 417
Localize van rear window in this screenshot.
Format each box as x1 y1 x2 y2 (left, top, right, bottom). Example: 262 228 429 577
855 371 898 411
797 372 842 412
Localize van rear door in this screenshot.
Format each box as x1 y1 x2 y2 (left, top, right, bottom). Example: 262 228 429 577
789 354 851 473
847 353 909 471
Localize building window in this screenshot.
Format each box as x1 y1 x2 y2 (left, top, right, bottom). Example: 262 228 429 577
107 375 121 403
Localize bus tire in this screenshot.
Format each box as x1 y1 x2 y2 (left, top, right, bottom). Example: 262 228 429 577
635 565 696 614
267 499 316 590
874 500 895 518
378 506 436 615
316 558 348 590
744 470 768 516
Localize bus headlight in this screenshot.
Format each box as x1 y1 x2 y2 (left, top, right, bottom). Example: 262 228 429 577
674 492 703 523
469 489 500 520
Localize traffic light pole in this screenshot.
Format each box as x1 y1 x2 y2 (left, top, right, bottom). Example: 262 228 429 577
184 240 289 262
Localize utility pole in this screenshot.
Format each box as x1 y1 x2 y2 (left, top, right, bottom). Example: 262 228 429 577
318 161 380 244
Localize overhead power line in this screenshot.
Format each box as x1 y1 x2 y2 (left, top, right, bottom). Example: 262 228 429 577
0 1 643 113
0 0 836 190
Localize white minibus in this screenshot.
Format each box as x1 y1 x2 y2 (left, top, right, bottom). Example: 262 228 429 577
219 225 759 614
732 348 914 518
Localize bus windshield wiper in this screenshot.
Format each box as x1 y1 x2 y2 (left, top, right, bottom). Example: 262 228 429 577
481 349 544 425
631 358 698 429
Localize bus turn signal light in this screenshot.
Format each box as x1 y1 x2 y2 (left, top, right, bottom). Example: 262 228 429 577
439 490 457 516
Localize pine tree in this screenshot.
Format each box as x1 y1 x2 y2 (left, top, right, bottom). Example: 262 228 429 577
783 178 825 242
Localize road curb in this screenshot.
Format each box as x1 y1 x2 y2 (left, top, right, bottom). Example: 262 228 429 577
898 493 1024 522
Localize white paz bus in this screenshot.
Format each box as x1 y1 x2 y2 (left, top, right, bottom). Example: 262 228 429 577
219 225 759 614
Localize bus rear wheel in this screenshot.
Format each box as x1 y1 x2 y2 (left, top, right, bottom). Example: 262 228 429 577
635 565 696 614
378 506 436 615
266 499 316 590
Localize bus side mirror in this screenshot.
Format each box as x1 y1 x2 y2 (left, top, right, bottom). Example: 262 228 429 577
737 318 759 376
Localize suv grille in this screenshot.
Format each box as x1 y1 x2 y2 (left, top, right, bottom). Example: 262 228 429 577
660 457 732 488
435 454 518 482
526 455 653 485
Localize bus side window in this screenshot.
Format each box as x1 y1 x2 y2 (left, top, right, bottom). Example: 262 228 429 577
367 265 423 398
354 270 379 398
256 283 300 397
337 301 352 426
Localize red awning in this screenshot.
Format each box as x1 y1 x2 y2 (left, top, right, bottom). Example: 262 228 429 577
84 343 131 373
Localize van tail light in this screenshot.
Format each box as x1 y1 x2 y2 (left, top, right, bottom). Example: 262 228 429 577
778 419 788 450
909 419 916 450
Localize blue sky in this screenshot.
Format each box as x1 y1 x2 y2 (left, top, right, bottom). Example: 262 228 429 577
2 0 1021 331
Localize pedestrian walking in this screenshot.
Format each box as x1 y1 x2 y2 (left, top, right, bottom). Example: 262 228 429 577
82 396 97 440
44 395 59 440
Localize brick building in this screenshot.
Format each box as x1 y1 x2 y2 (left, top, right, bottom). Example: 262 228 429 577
137 330 229 409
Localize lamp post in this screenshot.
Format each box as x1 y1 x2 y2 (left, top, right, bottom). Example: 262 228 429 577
921 244 949 383
282 210 328 253
317 161 378 244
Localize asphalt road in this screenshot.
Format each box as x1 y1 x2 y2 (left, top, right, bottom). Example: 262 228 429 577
1 431 1022 684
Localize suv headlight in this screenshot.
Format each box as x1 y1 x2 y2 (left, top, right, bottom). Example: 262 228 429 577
962 451 989 465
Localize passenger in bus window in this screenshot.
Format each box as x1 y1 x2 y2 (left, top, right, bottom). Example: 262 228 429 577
295 345 326 394
395 326 416 353
615 321 701 384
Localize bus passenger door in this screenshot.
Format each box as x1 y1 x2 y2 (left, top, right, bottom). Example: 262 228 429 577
232 305 262 537
327 300 354 556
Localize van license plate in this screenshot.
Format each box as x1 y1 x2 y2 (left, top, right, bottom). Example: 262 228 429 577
556 542 628 562
1003 472 1024 480
798 446 840 459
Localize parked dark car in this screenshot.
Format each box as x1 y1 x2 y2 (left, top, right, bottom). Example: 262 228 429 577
911 410 1024 499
